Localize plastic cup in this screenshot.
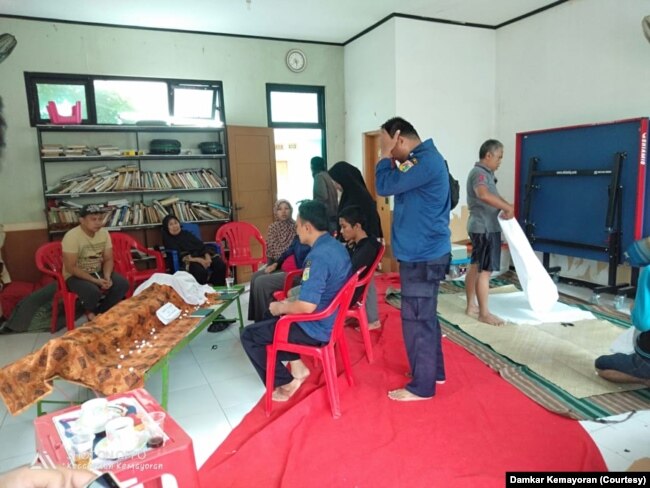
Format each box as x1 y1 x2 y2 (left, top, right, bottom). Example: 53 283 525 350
225 277 234 289
144 411 166 448
71 432 94 469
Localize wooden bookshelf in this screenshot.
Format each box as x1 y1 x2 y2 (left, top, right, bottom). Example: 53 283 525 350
37 124 233 240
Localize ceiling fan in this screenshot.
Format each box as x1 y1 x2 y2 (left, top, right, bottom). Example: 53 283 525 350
0 34 16 64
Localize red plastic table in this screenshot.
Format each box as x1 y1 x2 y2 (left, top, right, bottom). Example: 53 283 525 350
34 388 199 488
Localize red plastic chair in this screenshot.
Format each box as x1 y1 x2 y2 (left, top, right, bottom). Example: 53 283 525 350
110 232 165 297
272 269 303 302
347 244 385 363
215 222 267 278
265 270 360 419
273 244 384 363
34 242 77 333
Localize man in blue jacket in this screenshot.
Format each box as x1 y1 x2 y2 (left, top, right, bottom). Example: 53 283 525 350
376 117 451 401
241 200 352 402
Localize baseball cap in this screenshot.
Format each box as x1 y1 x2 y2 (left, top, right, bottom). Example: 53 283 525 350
79 204 104 217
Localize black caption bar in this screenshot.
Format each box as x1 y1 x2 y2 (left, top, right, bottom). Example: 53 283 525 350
507 472 648 487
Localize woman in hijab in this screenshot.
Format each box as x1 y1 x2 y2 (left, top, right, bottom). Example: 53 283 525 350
328 161 382 239
311 156 338 233
329 161 383 330
161 215 226 286
266 199 296 264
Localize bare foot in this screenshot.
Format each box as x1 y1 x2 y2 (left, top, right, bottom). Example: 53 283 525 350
478 313 505 326
272 377 307 402
367 320 381 330
289 359 310 381
388 388 433 401
465 305 479 317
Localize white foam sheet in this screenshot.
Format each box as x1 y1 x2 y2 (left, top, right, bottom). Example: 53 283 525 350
499 217 558 312
486 291 595 325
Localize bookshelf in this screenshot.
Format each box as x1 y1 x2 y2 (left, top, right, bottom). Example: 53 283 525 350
36 124 233 238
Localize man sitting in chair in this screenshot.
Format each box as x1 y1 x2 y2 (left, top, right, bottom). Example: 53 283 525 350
241 200 352 402
62 204 129 320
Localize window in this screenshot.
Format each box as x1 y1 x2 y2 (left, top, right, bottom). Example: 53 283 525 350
94 79 169 124
266 84 326 208
24 73 224 127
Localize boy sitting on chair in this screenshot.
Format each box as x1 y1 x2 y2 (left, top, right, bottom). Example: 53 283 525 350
338 205 382 330
241 200 352 402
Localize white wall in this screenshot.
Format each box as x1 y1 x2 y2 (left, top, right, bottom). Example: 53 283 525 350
343 19 396 168
497 0 650 283
395 17 496 201
0 18 345 225
345 17 496 239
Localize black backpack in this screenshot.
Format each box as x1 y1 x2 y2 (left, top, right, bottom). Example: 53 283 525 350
445 160 460 210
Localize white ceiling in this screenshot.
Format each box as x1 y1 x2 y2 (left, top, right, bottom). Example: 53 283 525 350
0 0 563 44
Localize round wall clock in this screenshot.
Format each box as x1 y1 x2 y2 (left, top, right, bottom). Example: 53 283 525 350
286 49 307 73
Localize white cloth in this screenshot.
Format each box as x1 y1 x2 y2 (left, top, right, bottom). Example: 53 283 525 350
133 271 215 305
609 327 636 355
486 291 595 325
499 217 558 312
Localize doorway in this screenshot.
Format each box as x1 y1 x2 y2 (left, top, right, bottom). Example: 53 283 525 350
363 131 396 271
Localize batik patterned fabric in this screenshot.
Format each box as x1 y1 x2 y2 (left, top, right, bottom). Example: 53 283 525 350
0 283 216 415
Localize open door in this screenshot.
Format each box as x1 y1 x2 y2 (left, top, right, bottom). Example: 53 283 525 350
363 131 397 272
227 126 277 283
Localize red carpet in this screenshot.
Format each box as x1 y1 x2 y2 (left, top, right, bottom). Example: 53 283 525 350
198 273 605 487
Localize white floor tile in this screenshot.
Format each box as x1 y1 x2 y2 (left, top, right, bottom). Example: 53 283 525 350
209 374 265 410
222 401 257 429
163 360 208 393
173 411 232 468
191 337 244 365
198 353 257 384
0 421 36 458
166 384 220 419
0 452 38 472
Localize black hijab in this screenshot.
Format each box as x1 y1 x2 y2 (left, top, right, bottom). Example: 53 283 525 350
328 161 382 238
161 215 205 255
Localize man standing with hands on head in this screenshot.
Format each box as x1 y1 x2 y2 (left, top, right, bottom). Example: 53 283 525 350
62 204 129 320
375 117 451 401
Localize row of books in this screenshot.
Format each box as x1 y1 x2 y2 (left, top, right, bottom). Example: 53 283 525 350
47 199 231 229
41 144 145 157
47 166 227 194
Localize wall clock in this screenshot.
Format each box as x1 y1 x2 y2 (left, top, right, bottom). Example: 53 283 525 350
286 49 307 73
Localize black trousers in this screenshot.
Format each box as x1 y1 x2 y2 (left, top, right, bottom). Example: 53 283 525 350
187 256 226 286
241 317 324 388
66 271 129 314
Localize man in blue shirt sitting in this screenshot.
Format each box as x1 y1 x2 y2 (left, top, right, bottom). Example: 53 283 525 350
241 200 352 402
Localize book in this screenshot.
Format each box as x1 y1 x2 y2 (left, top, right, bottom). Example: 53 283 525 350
189 308 216 317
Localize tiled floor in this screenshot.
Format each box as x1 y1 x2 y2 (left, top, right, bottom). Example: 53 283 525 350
0 283 648 477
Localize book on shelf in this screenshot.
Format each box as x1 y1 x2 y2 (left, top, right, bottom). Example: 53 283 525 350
158 195 180 206
107 198 130 207
48 197 230 231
